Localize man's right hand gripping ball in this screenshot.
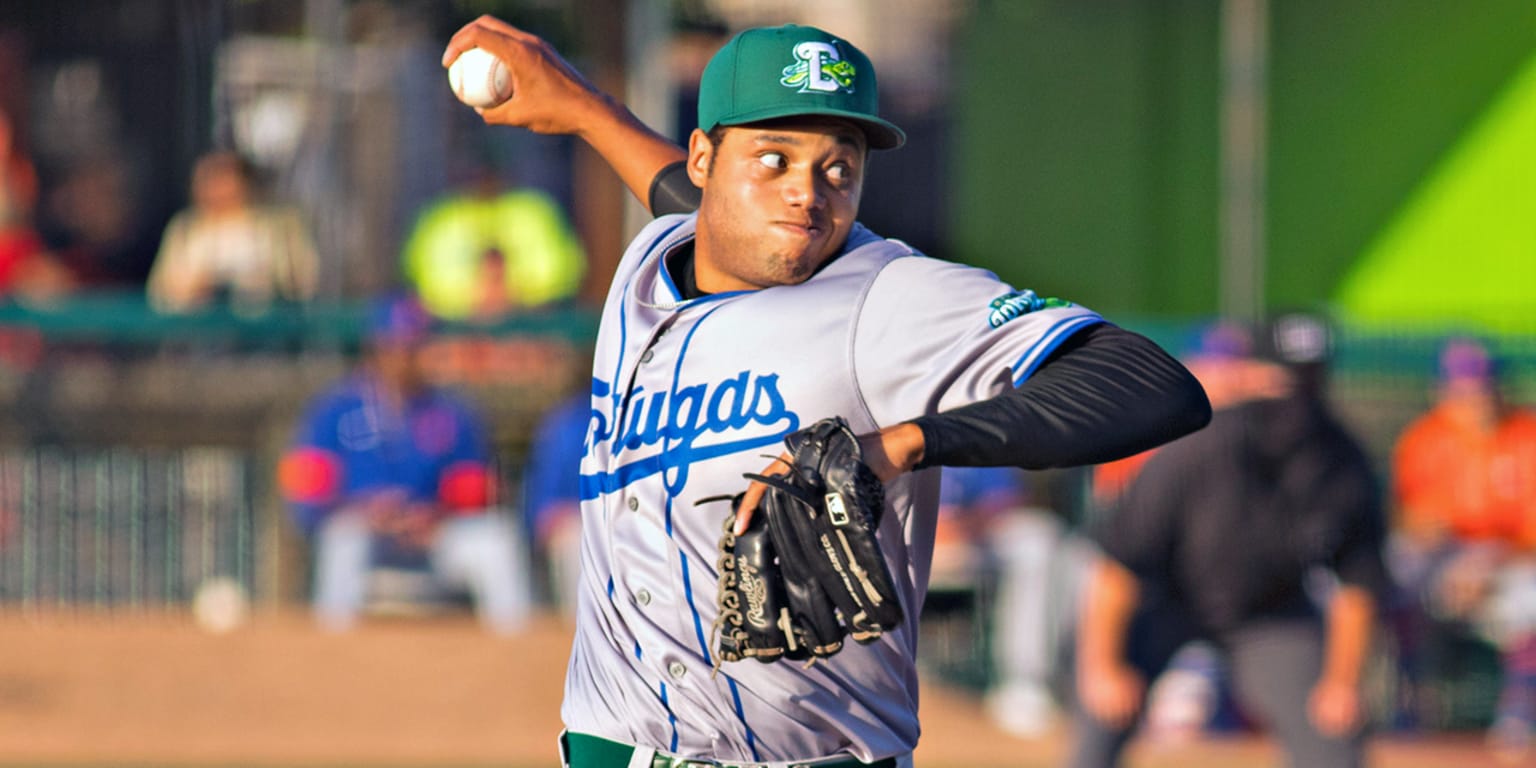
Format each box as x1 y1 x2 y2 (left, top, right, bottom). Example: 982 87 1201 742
713 417 904 665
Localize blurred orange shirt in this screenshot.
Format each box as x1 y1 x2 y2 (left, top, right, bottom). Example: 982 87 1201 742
1392 405 1536 550
1092 449 1159 507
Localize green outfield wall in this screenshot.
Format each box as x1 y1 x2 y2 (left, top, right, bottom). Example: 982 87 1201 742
950 0 1536 322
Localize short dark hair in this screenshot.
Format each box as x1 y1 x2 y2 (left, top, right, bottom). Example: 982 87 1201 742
704 125 728 177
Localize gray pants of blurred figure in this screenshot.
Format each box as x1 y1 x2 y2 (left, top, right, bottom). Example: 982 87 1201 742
1069 613 1364 768
991 511 1092 691
313 511 531 635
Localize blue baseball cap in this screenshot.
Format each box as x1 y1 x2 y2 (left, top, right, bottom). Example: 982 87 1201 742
366 293 434 346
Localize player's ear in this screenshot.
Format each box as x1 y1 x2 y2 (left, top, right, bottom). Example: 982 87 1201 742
686 128 713 187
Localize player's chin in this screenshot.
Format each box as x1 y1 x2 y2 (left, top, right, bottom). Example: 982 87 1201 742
768 251 830 286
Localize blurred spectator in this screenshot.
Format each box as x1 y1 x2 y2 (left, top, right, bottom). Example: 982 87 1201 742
1390 337 1536 758
933 465 1086 738
932 466 1025 596
402 169 585 321
1072 314 1389 768
0 108 73 300
38 155 148 288
278 293 530 634
147 150 318 314
521 392 589 615
0 108 38 235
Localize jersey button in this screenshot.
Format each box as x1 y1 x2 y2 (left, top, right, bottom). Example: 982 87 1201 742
627 497 639 511
668 661 687 680
640 349 655 363
635 589 651 606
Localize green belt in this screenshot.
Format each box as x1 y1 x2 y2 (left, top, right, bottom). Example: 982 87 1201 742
563 731 897 768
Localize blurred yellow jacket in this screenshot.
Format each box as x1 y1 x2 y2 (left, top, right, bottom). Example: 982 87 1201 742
403 188 585 319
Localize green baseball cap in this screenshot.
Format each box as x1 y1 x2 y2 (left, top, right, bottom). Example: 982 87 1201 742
697 25 905 150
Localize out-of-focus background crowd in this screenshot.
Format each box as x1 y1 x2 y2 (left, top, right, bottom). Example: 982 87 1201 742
0 0 1532 764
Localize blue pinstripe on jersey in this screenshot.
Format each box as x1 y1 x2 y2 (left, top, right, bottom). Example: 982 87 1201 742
634 640 683 754
661 682 679 752
726 677 761 759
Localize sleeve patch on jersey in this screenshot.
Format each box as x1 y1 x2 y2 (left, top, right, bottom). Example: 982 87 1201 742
987 289 1073 329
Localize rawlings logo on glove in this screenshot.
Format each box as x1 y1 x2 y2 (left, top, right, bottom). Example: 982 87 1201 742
708 416 904 668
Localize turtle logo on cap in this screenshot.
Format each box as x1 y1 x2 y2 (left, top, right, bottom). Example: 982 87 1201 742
781 41 857 94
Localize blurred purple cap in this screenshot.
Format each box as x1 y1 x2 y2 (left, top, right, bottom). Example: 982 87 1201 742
367 293 434 346
1439 338 1496 384
1187 321 1253 360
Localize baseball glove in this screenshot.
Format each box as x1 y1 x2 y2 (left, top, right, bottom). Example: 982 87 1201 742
711 417 904 667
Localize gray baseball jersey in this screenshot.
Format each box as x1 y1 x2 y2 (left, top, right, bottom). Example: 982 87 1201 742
562 214 1102 763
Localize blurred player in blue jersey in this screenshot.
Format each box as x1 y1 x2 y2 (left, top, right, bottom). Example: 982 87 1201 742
523 391 591 614
280 293 530 634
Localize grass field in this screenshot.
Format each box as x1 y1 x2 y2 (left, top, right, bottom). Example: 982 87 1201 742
0 611 1515 767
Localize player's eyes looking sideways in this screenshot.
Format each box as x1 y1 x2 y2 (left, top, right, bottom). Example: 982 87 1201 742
754 151 857 187
757 152 788 170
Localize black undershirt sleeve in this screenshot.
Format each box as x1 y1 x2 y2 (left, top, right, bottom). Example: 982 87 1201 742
649 161 702 217
910 323 1211 470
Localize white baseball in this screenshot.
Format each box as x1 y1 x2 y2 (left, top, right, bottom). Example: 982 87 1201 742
448 47 513 109
192 576 250 634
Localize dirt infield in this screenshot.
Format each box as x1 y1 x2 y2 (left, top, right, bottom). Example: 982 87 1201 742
0 612 1513 767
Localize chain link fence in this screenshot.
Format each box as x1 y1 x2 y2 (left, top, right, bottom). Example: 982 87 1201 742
0 446 254 610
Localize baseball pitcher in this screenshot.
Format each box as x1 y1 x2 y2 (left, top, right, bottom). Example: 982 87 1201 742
444 16 1211 768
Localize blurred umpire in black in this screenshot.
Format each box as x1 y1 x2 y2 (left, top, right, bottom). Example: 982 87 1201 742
1071 313 1389 768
